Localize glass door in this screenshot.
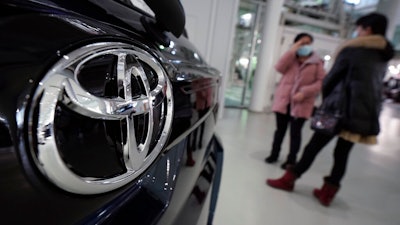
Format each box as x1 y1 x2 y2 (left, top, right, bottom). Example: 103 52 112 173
224 0 266 108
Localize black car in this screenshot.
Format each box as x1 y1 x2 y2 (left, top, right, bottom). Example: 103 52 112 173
0 0 223 224
383 76 400 102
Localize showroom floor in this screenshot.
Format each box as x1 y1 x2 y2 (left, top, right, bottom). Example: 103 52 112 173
213 101 400 225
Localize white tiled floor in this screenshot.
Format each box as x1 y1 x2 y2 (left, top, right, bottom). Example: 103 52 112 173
213 102 400 225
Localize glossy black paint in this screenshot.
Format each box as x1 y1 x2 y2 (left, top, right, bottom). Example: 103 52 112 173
0 1 223 225
384 77 400 102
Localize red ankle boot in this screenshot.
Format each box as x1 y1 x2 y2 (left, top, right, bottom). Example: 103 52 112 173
313 181 340 206
266 170 297 191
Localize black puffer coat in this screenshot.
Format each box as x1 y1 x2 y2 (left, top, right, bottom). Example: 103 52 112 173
322 35 394 136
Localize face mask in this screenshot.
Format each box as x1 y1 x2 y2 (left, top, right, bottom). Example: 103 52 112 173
296 45 313 57
351 30 358 38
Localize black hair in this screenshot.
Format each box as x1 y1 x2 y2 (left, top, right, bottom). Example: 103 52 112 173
356 13 388 35
293 33 313 43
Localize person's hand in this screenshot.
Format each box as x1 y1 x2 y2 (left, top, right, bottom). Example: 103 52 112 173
293 92 304 102
290 37 308 52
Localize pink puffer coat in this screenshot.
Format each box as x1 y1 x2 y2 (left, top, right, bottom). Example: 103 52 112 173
271 50 326 118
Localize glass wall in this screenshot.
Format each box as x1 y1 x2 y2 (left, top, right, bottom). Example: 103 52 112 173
224 0 266 108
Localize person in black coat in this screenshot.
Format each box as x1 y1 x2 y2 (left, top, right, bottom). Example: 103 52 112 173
266 12 394 206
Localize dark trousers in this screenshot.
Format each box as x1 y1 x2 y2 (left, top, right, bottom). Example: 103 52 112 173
292 132 354 185
270 106 306 163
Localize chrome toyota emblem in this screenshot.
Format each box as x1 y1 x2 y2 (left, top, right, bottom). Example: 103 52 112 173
28 42 173 194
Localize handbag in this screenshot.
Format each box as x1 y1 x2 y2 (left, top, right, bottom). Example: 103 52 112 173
310 109 342 135
310 73 348 135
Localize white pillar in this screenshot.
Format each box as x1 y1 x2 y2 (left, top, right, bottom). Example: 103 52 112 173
249 0 284 112
376 0 400 41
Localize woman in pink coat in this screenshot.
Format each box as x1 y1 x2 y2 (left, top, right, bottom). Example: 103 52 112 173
265 33 326 169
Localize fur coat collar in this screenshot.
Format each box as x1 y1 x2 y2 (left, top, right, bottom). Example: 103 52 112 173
334 35 394 60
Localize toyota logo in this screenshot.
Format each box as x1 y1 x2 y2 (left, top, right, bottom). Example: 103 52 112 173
28 42 173 194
